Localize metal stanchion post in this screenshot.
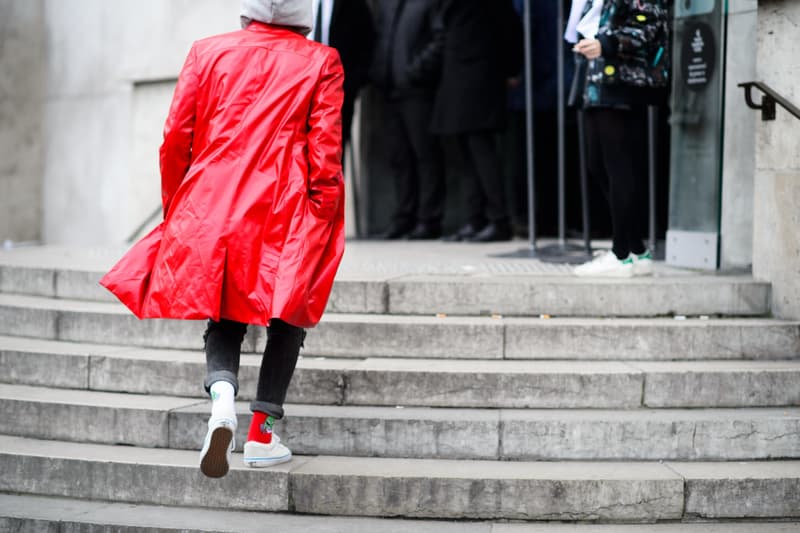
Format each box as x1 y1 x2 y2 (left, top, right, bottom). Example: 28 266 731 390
496 0 538 259
533 0 591 264
647 105 658 253
577 109 592 256
557 0 566 249
524 0 536 252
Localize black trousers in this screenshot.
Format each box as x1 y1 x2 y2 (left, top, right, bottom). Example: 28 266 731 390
203 318 306 420
455 131 509 227
342 93 356 150
584 107 647 259
385 95 445 228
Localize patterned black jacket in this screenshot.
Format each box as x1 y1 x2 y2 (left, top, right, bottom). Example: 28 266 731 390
582 0 671 109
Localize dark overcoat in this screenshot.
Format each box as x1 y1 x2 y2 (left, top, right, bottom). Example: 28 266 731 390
430 0 523 135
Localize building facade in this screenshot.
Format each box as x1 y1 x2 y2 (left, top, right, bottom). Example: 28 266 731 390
0 0 797 316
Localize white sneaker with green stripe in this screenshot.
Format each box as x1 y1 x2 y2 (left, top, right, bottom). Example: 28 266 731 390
573 250 633 278
629 249 654 277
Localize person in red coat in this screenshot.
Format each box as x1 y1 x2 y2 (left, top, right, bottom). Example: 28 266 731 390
100 0 345 478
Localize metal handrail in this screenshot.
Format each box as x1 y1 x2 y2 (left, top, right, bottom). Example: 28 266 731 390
127 205 162 243
739 81 800 122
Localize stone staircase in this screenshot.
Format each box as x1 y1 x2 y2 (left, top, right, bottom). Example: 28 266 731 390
0 245 799 530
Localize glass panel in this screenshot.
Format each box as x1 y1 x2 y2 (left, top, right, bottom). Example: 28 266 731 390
667 0 726 264
675 0 716 17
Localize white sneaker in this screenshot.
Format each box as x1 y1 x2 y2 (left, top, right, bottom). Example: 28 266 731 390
200 417 236 478
573 250 633 278
630 250 654 277
243 435 292 468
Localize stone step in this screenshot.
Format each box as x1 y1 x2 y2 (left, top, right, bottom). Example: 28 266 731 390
0 294 796 359
0 261 771 316
0 494 491 533
1 435 799 520
2 384 798 461
2 337 800 409
3 495 800 533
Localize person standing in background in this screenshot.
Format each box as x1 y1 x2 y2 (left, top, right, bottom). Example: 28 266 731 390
433 0 523 242
373 0 447 240
571 0 669 277
310 0 375 149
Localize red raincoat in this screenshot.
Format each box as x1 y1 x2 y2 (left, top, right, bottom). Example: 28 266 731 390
101 23 345 328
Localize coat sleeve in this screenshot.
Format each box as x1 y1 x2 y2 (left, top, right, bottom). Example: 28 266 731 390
307 50 345 221
597 1 667 60
159 45 199 216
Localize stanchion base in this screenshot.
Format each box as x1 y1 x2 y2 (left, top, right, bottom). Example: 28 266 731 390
534 242 593 264
491 246 540 259
490 241 592 264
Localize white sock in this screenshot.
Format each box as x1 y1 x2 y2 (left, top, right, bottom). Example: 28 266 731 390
209 381 237 426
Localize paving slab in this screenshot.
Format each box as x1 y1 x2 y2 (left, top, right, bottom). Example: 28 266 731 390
0 336 93 389
291 455 684 520
0 294 219 350
0 244 772 317
4 335 798 409
634 361 800 407
493 524 800 532
668 461 800 519
386 275 770 317
503 317 800 361
0 384 201 447
171 402 501 460
2 292 795 359
3 384 798 460
0 435 297 512
0 494 493 533
342 359 644 408
500 407 800 461
291 313 508 360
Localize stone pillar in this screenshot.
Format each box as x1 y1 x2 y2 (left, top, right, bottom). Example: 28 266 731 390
0 0 45 243
720 0 757 270
752 0 800 318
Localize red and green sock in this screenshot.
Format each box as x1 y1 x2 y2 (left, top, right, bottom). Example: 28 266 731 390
247 411 275 444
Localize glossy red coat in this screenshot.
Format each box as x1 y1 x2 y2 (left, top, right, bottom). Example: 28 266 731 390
101 23 346 328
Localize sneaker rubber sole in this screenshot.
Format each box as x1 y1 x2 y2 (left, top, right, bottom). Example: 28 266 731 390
243 439 293 468
200 426 233 478
243 452 292 468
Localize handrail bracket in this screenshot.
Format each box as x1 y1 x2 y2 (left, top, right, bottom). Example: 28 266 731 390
739 81 800 122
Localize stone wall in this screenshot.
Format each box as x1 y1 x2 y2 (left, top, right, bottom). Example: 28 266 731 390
39 0 238 245
753 0 800 318
0 0 45 243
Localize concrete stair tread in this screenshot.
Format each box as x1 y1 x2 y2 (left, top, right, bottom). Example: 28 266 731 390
0 292 790 323
0 256 771 316
2 294 796 359
3 496 800 533
0 494 492 533
3 336 800 409
4 382 799 420
3 383 799 461
4 333 800 372
1 434 799 520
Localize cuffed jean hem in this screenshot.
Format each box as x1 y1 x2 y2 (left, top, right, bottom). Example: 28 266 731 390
250 400 284 420
204 370 239 396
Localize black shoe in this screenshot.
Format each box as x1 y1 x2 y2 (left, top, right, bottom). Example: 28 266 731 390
467 221 512 242
407 223 442 240
442 222 486 242
379 223 413 240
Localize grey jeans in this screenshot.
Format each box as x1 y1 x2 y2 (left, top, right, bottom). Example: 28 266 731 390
203 318 306 419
